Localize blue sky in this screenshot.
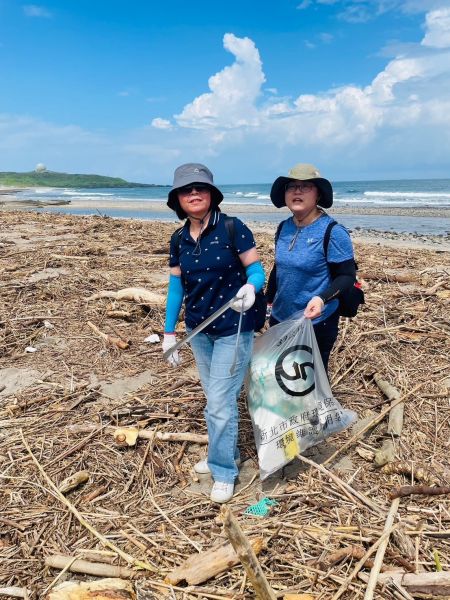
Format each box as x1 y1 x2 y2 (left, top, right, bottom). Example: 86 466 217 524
0 0 449 183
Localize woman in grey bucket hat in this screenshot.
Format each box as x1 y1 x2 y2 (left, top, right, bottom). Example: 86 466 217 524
266 163 357 373
162 163 266 503
167 163 224 219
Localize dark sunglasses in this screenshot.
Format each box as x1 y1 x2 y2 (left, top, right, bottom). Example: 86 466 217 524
178 183 211 195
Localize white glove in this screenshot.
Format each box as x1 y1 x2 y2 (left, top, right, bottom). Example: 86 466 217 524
231 283 256 313
162 333 181 367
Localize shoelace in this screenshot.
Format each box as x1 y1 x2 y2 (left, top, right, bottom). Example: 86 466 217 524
214 481 231 490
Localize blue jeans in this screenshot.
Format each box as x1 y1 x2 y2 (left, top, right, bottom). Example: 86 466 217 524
189 331 254 484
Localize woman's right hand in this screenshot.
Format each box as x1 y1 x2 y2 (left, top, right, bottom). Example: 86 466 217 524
304 296 324 319
162 333 181 367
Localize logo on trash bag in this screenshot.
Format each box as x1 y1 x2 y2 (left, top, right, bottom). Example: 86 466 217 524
274 344 315 397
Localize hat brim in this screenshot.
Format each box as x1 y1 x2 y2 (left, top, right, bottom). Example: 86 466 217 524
270 176 333 209
167 182 224 219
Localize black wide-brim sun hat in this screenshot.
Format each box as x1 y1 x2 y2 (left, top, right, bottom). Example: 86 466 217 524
270 163 333 209
167 163 224 219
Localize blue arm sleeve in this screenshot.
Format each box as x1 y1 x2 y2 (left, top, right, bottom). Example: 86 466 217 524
164 274 184 333
245 261 265 293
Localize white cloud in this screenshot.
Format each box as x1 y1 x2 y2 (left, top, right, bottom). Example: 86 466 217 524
174 33 265 129
4 6 450 181
23 5 52 18
151 117 173 130
422 7 450 48
149 8 450 178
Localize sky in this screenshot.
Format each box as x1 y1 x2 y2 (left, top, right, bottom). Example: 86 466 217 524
0 0 449 183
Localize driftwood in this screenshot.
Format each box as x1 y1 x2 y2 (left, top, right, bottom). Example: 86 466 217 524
44 554 139 579
390 485 450 499
323 382 423 467
22 433 156 573
113 426 208 446
87 321 130 349
381 461 438 485
0 587 29 599
165 538 264 585
58 470 89 494
221 507 276 600
366 571 450 596
87 287 165 306
330 523 399 600
363 497 400 600
296 453 383 516
46 577 136 600
326 545 377 569
373 374 404 467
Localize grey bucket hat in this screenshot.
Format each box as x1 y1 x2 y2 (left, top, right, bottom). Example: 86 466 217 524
167 163 223 219
270 163 333 209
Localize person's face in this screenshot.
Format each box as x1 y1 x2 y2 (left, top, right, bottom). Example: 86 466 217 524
284 180 319 218
178 183 212 218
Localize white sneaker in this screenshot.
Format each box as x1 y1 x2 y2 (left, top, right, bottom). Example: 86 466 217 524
194 457 241 475
210 481 235 503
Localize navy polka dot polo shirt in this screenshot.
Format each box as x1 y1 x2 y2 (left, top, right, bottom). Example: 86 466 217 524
169 211 256 336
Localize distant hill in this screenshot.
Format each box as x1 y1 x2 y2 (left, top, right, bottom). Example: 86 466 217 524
0 171 164 188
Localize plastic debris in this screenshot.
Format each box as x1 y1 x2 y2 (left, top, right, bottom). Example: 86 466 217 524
144 334 160 343
244 497 278 517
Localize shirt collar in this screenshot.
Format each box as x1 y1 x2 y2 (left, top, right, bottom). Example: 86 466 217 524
183 209 220 239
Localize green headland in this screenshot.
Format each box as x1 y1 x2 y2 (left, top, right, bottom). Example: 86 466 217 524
0 170 161 188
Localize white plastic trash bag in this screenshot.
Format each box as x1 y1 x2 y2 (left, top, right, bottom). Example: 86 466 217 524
248 316 357 480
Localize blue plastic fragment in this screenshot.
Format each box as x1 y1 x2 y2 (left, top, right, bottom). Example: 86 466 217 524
244 497 278 517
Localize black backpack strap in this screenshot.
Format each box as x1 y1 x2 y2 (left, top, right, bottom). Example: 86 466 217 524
170 226 184 259
323 220 338 260
224 216 236 250
274 221 284 244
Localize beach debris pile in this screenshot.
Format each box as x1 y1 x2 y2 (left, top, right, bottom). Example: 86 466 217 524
0 210 449 599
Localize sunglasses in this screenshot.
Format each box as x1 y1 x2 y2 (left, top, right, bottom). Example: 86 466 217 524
178 183 211 195
285 182 315 193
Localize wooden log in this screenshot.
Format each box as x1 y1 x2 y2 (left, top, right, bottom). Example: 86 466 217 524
44 554 139 578
376 571 450 595
326 545 376 569
113 426 208 446
87 287 165 306
0 587 29 599
58 470 89 494
363 498 400 600
165 538 264 585
374 439 395 468
390 485 450 499
87 321 129 349
46 578 135 600
381 461 437 485
373 374 404 437
221 507 276 600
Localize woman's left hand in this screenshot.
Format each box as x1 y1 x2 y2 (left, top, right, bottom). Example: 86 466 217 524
304 296 324 319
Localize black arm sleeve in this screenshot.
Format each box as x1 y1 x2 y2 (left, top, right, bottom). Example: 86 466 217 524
266 264 277 303
318 259 356 304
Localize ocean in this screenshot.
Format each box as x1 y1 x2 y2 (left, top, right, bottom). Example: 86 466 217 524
14 178 450 236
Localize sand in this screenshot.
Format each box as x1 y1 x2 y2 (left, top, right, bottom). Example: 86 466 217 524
1 209 449 596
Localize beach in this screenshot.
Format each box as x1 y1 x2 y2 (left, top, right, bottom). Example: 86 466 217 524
1 188 450 250
1 209 449 596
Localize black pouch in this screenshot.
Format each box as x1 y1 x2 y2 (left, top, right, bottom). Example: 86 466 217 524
338 282 365 318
